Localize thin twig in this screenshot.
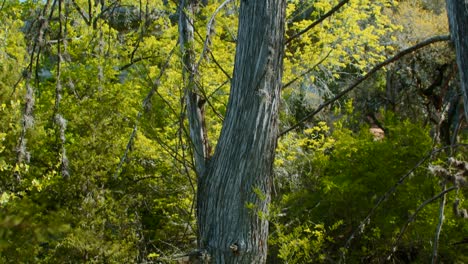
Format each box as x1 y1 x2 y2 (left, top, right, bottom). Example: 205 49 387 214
386 186 457 262
196 0 233 71
431 182 447 264
119 56 155 71
285 0 350 45
282 48 333 90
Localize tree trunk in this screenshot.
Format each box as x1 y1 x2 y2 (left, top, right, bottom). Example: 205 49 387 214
196 0 286 263
179 0 210 177
445 0 468 119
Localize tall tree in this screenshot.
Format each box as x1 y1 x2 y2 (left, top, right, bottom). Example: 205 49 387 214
180 0 287 262
445 0 468 119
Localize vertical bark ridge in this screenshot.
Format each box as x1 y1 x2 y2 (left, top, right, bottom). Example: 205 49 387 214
197 0 286 262
179 0 210 177
445 0 468 120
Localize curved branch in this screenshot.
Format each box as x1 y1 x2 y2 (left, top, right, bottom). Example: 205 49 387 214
279 35 451 137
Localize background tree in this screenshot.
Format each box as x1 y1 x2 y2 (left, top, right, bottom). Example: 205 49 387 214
445 0 468 119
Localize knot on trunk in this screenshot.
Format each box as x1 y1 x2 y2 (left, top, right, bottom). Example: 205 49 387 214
229 243 239 255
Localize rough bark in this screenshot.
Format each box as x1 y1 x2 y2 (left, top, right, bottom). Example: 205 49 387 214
196 0 286 262
179 0 210 177
445 0 468 119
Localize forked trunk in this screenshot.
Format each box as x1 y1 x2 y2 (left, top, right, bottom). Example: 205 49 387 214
196 0 286 262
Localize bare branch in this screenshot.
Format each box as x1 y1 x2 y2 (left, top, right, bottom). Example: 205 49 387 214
386 186 457 262
208 51 232 80
431 182 447 264
282 48 332 90
196 0 234 72
71 0 90 25
279 35 451 137
285 0 350 45
179 0 211 176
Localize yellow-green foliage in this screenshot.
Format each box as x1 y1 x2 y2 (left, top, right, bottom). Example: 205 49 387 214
392 0 449 45
284 0 398 83
0 1 196 261
1 0 466 262
281 0 400 125
272 220 343 263
272 111 467 262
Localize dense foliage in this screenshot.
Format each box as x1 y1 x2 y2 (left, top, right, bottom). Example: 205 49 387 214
0 0 466 263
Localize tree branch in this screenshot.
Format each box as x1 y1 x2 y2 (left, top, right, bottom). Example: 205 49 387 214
179 0 210 177
279 35 451 137
119 56 156 71
0 0 6 12
285 0 350 45
386 186 457 262
282 48 332 90
71 0 90 25
431 182 447 264
196 0 234 72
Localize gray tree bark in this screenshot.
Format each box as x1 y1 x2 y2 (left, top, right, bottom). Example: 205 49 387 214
193 0 287 262
445 0 468 119
179 0 210 177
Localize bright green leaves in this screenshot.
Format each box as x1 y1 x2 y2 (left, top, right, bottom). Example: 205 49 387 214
0 1 197 261
301 121 336 150
272 110 467 262
1 0 464 263
275 121 334 179
283 0 398 92
0 5 27 93
281 1 401 138
272 220 343 263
